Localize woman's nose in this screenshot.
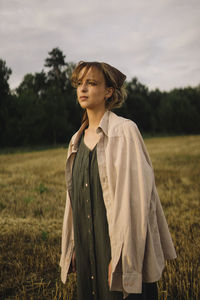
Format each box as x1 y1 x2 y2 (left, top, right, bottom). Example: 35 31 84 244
81 82 88 91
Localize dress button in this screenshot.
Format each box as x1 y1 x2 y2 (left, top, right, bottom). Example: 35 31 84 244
91 275 94 279
87 215 90 219
92 291 95 295
85 183 88 187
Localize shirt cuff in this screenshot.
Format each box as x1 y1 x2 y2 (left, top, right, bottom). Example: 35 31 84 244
122 272 142 293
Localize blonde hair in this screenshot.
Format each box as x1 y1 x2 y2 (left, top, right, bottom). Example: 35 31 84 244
71 61 127 111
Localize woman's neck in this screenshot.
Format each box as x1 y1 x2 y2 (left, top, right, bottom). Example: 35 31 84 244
86 108 107 131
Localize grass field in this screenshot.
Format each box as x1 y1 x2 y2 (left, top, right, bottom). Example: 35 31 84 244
0 135 200 299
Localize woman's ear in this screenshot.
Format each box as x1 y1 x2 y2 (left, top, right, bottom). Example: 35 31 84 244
106 87 114 98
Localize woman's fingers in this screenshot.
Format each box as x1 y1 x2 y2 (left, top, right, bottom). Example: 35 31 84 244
68 251 76 274
72 251 76 273
108 260 112 288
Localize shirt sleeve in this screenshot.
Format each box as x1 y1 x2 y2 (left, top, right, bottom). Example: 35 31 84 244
111 121 154 293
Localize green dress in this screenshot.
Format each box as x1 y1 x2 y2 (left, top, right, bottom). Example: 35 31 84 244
71 134 158 300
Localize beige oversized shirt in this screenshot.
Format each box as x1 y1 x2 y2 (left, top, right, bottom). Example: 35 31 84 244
60 111 176 297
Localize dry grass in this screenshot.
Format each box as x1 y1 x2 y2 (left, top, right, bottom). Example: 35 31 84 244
0 136 200 299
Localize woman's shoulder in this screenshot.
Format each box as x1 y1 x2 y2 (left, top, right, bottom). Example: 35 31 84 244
109 112 152 167
108 111 139 137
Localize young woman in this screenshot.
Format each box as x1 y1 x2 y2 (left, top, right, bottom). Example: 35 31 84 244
60 61 176 300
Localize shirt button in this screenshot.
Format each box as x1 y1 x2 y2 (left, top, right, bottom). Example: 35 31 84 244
87 215 90 219
85 183 88 187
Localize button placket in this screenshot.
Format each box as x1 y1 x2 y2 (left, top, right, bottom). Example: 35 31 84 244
84 158 97 297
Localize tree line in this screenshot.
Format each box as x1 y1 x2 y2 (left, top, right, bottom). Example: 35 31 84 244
0 47 200 147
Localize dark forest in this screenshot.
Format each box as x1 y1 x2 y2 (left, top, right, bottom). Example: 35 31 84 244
1 47 200 147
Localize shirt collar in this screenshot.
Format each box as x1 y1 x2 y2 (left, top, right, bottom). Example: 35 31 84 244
96 110 110 136
71 120 88 149
71 110 110 149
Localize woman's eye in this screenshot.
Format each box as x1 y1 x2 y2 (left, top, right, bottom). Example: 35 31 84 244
89 81 97 85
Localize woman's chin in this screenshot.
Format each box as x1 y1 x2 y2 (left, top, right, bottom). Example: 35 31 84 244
79 103 94 110
79 103 89 109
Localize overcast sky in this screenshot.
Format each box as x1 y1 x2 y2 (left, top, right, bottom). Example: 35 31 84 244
1 0 200 91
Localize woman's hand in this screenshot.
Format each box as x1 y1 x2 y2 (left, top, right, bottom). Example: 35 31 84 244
68 250 76 273
108 260 112 288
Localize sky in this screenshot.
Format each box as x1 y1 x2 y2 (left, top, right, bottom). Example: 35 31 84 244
0 0 200 91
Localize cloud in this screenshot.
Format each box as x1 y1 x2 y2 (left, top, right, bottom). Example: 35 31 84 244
0 0 200 90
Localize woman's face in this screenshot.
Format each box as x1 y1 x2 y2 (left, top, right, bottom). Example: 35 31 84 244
76 67 112 111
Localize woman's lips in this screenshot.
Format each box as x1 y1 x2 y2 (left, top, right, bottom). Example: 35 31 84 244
80 96 88 100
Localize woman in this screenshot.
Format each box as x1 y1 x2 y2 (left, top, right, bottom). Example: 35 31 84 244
60 61 176 300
